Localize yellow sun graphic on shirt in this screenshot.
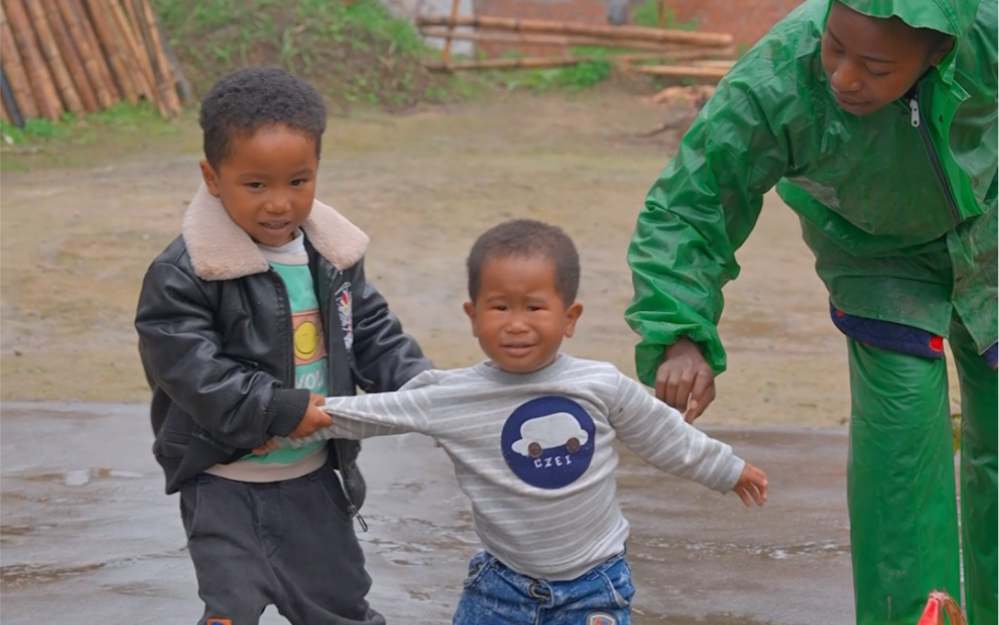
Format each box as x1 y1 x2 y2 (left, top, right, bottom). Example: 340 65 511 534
294 321 319 360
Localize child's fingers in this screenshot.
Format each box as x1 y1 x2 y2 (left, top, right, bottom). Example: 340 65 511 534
669 373 693 414
751 483 766 505
734 485 752 507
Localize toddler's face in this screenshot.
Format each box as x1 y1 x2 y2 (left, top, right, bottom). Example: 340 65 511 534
200 123 318 247
463 255 582 374
821 1 951 116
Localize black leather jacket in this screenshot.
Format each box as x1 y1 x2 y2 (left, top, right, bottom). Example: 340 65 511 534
135 232 429 504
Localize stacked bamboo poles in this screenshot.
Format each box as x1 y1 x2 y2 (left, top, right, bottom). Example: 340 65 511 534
0 0 187 127
419 13 735 81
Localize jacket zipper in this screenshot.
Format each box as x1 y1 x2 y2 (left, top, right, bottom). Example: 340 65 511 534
315 266 368 532
907 87 961 223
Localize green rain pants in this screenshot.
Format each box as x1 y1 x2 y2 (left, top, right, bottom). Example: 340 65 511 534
847 319 997 625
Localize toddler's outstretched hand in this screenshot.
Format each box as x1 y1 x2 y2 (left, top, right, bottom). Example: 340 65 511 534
731 462 768 507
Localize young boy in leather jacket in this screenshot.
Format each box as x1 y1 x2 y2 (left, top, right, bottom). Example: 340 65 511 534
134 67 429 625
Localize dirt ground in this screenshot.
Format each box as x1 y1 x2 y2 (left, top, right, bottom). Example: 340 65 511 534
3 86 951 426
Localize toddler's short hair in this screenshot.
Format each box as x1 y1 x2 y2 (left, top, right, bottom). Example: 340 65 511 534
467 219 580 304
199 67 326 169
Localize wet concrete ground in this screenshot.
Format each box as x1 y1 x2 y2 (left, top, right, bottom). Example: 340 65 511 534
0 402 854 624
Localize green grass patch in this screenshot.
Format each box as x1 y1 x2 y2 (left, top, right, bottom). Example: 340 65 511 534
0 101 184 171
486 58 611 92
1 102 176 147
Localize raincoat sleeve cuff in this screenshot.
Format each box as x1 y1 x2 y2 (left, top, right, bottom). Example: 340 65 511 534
634 324 728 386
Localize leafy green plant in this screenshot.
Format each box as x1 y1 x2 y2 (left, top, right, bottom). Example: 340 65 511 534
556 59 612 89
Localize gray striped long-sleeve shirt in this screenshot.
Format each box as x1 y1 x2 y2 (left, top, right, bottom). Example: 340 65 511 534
281 353 745 581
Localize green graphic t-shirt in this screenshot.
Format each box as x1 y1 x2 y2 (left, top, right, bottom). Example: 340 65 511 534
248 231 328 464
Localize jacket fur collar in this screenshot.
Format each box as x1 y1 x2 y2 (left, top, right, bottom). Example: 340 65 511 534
181 183 369 281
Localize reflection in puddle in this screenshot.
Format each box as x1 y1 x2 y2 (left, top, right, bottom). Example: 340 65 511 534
16 467 145 486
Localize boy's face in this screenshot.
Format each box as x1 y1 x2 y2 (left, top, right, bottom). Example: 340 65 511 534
200 123 318 247
463 255 583 374
821 1 951 116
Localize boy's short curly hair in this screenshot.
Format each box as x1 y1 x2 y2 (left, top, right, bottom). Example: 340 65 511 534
199 67 326 169
467 219 580 305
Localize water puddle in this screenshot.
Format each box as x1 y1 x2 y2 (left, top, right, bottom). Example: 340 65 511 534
15 466 145 487
0 562 105 588
635 538 849 562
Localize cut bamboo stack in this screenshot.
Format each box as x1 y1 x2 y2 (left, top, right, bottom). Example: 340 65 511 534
0 0 187 127
418 12 736 81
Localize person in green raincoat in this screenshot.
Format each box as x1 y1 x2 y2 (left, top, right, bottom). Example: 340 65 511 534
625 0 997 623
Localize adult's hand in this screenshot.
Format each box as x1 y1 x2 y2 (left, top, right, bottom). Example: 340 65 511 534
654 337 716 423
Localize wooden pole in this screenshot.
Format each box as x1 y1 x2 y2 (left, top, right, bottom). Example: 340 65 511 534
0 97 10 124
24 0 85 114
104 0 162 113
427 55 605 71
59 0 119 106
689 59 736 68
622 63 730 79
122 0 141 40
136 0 180 113
617 48 734 63
417 15 733 47
420 27 735 57
106 0 157 96
0 2 39 119
147 7 192 103
43 0 99 111
426 49 735 72
83 0 140 103
1 67 25 126
422 27 694 52
4 0 64 120
439 0 461 63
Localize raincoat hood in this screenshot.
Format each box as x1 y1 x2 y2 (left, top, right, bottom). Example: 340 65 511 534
835 0 982 84
839 0 978 37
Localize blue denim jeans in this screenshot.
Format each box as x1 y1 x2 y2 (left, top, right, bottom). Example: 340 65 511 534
452 551 634 625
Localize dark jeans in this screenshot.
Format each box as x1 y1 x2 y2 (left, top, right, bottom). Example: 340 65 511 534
179 464 384 625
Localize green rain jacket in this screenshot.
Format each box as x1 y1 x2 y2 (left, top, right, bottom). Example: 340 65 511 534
626 0 998 384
